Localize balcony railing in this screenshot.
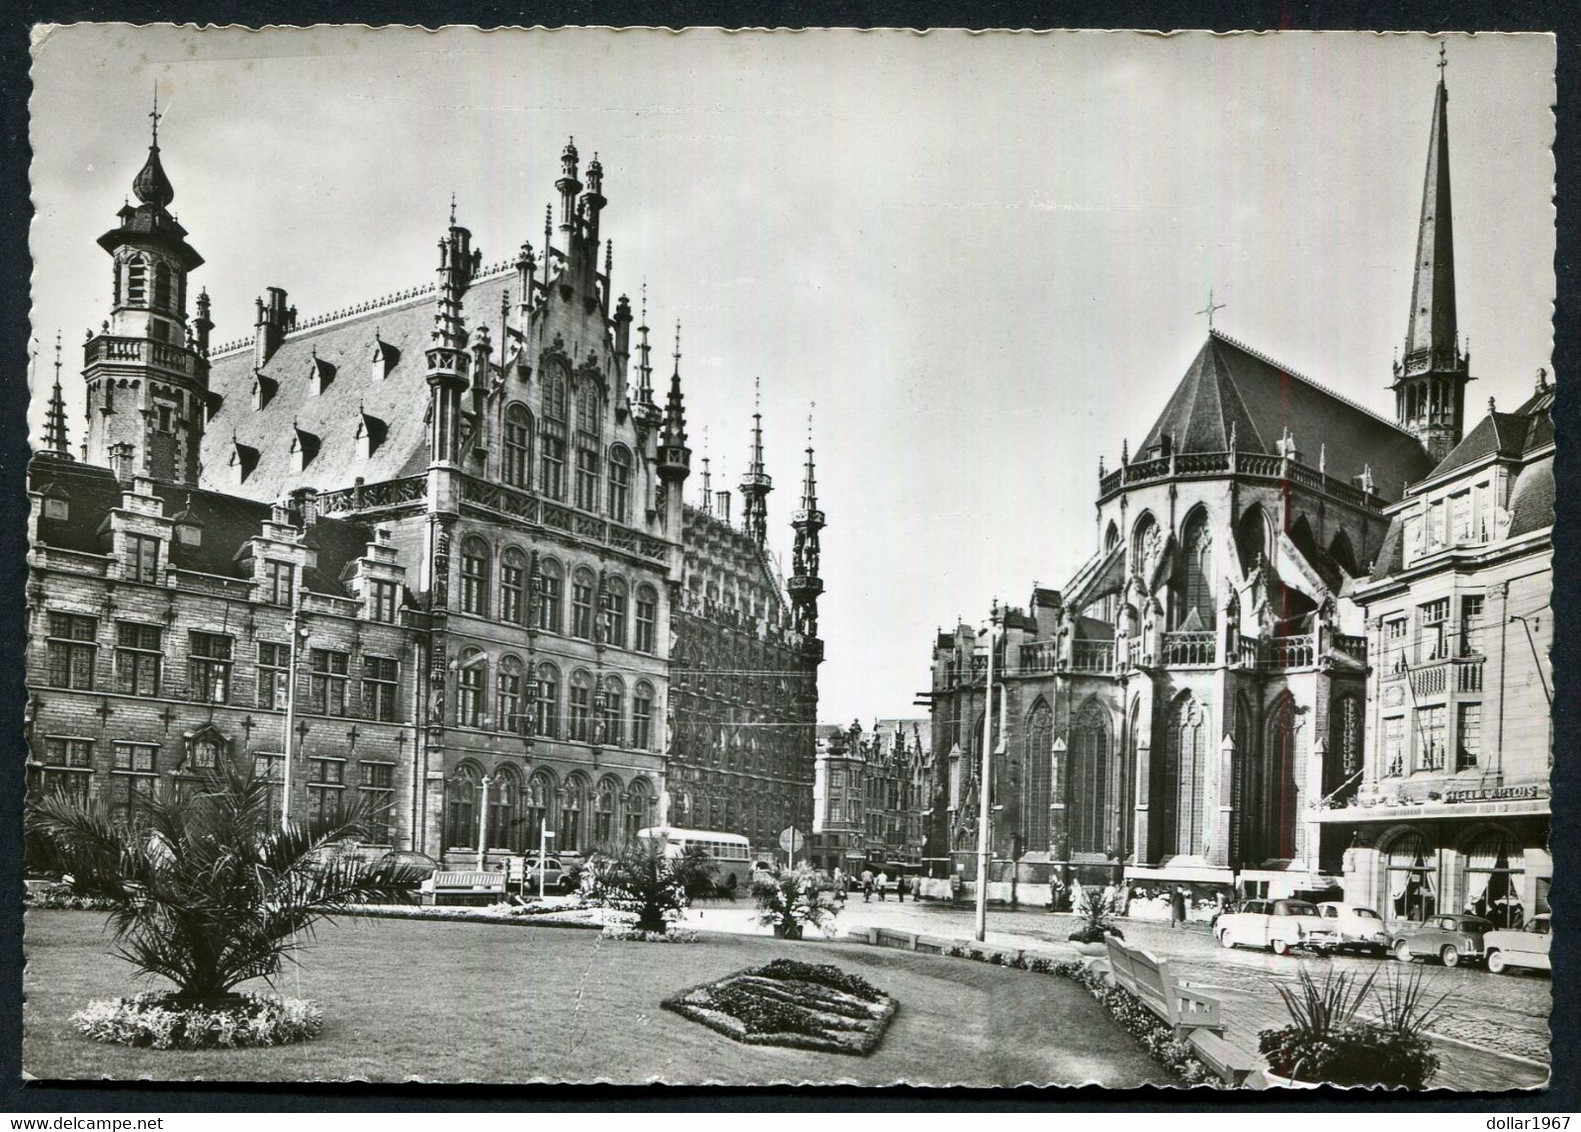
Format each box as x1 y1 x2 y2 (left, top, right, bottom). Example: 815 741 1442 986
1334 633 1368 663
1071 639 1115 673
85 335 198 378
1266 634 1315 669
317 475 427 516
1408 657 1484 697
1162 630 1216 667
1018 641 1059 674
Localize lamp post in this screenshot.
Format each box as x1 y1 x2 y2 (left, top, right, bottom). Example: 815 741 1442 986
476 774 494 871
280 593 309 831
539 821 555 899
975 600 999 943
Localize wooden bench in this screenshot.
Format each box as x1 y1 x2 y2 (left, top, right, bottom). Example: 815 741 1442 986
422 870 508 906
1104 936 1257 1087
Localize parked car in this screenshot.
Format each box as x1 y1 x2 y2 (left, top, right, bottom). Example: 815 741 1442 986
1215 898 1339 954
1483 914 1551 975
520 856 577 894
1316 901 1390 954
1391 914 1494 967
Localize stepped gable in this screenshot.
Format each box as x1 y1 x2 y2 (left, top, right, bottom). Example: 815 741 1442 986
199 269 514 501
29 458 370 597
1135 331 1435 501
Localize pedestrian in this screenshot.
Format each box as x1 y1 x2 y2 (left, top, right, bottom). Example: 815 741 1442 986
1170 885 1187 930
876 870 889 901
897 873 908 903
832 866 847 904
861 867 874 903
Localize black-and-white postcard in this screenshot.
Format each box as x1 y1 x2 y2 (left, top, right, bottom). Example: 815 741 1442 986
21 24 1555 1090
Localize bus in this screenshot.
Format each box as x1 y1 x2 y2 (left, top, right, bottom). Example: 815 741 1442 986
635 826 756 892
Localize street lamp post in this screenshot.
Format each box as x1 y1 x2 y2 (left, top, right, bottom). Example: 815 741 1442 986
476 774 494 871
975 600 999 943
280 592 308 832
539 821 555 900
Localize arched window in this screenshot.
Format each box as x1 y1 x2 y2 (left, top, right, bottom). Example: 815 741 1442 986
503 403 533 488
1178 509 1215 629
576 381 600 436
152 262 172 312
573 382 601 511
540 364 568 499
1329 530 1359 578
497 654 525 734
1236 505 1268 574
525 770 554 842
568 669 593 742
599 674 624 747
1387 832 1437 923
670 788 691 830
603 576 628 648
632 681 655 750
445 764 480 851
571 567 597 639
608 445 633 522
1131 512 1160 580
126 257 148 306
500 547 528 625
534 663 560 739
1464 830 1525 928
634 585 658 654
456 648 487 728
1070 699 1111 856
594 776 621 846
1266 694 1300 861
561 775 587 851
624 779 653 842
1105 521 1120 554
1021 699 1053 852
534 558 563 633
1158 694 1208 858
488 766 524 852
460 537 490 616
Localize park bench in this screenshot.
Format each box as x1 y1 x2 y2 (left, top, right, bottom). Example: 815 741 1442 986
422 870 508 906
1104 935 1257 1087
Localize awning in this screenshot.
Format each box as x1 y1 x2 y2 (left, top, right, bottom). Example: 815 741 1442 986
1313 796 1551 824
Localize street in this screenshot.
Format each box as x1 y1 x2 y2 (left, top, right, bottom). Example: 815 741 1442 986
683 895 1550 1089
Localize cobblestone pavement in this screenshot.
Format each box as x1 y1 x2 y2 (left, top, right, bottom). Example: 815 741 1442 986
807 897 1551 1090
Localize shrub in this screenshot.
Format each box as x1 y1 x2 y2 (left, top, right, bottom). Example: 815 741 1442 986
750 865 839 939
71 991 322 1049
1258 966 1442 1087
583 838 722 933
25 763 425 1006
1066 883 1125 944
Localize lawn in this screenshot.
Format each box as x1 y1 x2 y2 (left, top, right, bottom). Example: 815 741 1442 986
24 910 1167 1086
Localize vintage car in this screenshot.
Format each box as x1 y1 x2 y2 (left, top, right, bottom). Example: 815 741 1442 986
1483 914 1551 975
520 855 578 894
1215 898 1339 954
1316 901 1390 954
1391 914 1494 967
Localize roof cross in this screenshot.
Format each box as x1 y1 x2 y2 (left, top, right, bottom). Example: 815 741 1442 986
149 84 162 145
1438 41 1448 80
1196 288 1226 330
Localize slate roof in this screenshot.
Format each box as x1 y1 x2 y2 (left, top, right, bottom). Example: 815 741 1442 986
199 268 515 501
1507 455 1554 538
1431 386 1555 479
1136 331 1434 501
28 458 372 597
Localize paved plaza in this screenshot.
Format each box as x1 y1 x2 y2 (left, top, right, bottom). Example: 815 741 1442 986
680 896 1551 1090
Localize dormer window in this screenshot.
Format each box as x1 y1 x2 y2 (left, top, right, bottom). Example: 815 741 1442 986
291 425 321 472
355 410 388 460
40 484 70 521
230 439 260 484
371 336 399 382
253 374 277 411
312 355 337 395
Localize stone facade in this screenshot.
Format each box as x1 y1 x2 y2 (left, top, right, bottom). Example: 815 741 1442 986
27 125 823 865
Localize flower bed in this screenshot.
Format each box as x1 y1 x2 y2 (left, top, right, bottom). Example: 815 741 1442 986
23 884 120 911
343 900 601 928
601 924 701 943
662 958 896 1055
71 992 322 1050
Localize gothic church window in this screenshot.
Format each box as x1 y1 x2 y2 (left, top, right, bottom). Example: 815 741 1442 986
1070 699 1111 856
1266 694 1300 860
1021 699 1053 852
1179 509 1215 629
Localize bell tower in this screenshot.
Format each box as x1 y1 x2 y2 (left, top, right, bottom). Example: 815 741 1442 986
1392 45 1473 464
83 91 209 485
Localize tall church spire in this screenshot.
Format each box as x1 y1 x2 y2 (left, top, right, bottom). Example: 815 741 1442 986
739 377 773 547
1392 43 1473 464
1405 43 1458 368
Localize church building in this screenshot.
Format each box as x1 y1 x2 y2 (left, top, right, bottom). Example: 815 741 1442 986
925 59 1530 911
26 117 824 865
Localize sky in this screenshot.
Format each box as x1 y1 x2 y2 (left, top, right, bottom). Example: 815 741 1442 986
28 27 1556 725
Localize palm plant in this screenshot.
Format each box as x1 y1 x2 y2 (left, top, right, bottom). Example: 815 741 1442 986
751 865 839 940
584 837 722 933
26 761 425 1007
